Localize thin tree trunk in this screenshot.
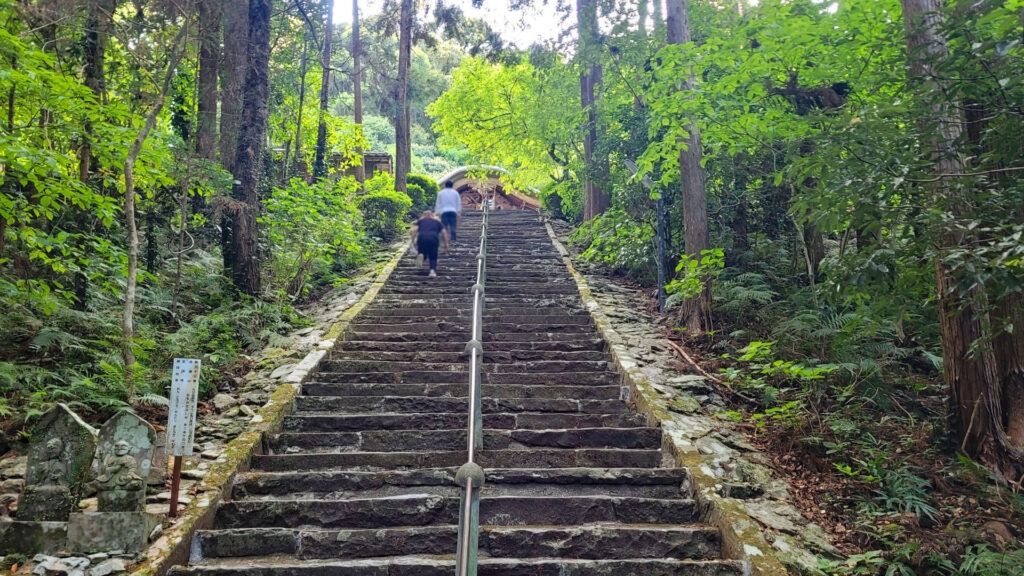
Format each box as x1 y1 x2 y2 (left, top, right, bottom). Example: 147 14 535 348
230 0 272 296
196 0 221 160
578 0 607 220
352 0 365 185
123 20 191 391
313 0 334 179
394 0 412 192
638 0 648 35
292 36 308 179
667 0 711 334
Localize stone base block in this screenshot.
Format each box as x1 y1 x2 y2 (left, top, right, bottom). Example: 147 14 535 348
17 485 74 521
97 487 146 512
66 512 160 554
0 520 68 555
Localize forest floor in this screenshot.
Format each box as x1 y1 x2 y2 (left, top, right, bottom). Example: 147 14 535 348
566 254 1024 573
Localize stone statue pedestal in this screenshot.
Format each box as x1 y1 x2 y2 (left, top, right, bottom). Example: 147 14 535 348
17 484 75 522
66 512 160 554
0 519 68 555
97 487 146 512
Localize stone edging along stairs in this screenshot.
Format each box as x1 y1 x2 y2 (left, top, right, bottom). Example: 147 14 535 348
152 211 787 575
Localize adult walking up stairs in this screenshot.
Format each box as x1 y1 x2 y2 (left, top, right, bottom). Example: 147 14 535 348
168 211 744 575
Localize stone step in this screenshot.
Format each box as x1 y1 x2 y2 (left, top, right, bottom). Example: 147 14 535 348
318 360 612 374
194 524 722 561
300 383 625 400
214 495 699 529
323 348 602 360
268 427 660 452
294 396 626 414
346 317 593 332
233 467 692 499
378 285 579 295
341 331 606 343
353 314 592 325
251 448 661 471
169 556 745 575
358 305 585 317
281 412 647 432
332 338 606 353
369 296 580 305
310 371 621 385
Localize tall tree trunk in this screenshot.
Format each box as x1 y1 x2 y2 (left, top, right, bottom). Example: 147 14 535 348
667 0 711 334
220 0 249 173
80 0 115 182
291 36 308 179
352 0 365 185
901 0 1024 481
230 0 272 296
196 0 221 160
123 21 190 391
394 0 412 192
313 0 334 179
220 0 249 271
638 0 648 35
578 0 608 220
76 0 116 311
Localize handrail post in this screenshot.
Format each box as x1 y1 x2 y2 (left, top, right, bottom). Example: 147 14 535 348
455 463 484 576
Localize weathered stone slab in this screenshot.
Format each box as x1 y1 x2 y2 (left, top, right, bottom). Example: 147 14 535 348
92 411 155 512
0 519 67 555
66 512 160 554
17 404 98 522
149 431 168 486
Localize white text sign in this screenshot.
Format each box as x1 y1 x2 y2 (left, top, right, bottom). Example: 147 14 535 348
167 358 201 456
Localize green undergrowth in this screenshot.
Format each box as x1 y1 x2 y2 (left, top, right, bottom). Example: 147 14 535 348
568 218 1024 574
0 223 397 449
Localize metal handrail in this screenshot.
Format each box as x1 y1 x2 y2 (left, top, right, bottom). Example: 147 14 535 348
455 200 489 576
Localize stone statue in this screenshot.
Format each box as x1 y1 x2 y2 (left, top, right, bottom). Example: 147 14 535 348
19 437 73 520
17 405 96 522
93 441 144 492
92 440 146 512
31 438 67 487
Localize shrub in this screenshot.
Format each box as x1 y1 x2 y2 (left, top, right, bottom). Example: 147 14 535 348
407 173 439 214
568 208 655 281
359 188 413 242
262 178 366 296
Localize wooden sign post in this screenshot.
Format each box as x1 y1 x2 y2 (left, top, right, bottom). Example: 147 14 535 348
167 358 201 518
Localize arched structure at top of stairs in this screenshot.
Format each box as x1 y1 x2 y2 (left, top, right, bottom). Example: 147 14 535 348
436 165 540 212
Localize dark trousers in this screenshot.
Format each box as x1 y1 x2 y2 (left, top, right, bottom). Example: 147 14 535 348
441 211 458 242
417 237 439 271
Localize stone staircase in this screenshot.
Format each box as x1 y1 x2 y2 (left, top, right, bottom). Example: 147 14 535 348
168 211 744 575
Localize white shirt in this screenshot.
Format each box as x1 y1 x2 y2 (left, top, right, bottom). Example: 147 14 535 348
435 187 461 214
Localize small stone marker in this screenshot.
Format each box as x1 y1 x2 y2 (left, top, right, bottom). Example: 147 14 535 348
91 412 155 512
17 404 98 522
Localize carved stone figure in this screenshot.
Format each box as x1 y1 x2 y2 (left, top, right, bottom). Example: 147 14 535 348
94 441 144 491
16 404 97 522
89 411 155 512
